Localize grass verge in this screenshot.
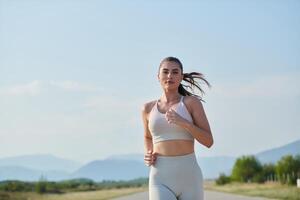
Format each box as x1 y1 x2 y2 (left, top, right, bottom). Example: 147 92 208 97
0 186 147 200
204 181 300 200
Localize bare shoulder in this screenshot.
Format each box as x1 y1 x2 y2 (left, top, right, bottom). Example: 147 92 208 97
183 95 204 114
183 95 203 107
141 100 157 114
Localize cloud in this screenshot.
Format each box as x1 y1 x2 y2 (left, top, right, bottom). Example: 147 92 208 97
82 95 146 129
49 80 101 92
0 80 103 97
83 96 131 109
211 73 300 99
0 80 42 96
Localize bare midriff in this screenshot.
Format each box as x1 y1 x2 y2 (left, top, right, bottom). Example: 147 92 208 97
153 140 194 156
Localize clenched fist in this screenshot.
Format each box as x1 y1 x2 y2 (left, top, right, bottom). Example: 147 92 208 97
144 150 157 166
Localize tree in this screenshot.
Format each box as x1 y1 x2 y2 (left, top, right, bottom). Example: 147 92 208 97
261 163 276 182
276 154 300 185
231 155 262 183
35 175 47 194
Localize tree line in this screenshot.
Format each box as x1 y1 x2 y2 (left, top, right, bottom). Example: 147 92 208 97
0 177 148 194
216 154 300 185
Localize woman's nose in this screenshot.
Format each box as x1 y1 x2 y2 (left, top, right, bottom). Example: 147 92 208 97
167 72 172 78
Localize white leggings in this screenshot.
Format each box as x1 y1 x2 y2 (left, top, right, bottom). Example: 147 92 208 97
149 153 203 200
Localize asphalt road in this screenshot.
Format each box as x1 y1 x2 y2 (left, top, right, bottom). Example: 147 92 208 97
112 191 273 200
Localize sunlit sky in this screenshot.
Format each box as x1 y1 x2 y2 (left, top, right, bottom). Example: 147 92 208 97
0 0 299 163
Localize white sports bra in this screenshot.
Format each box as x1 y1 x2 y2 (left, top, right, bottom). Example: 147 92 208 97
148 96 194 144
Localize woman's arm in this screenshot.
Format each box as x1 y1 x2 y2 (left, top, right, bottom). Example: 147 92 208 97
184 97 213 148
141 102 156 166
165 96 213 148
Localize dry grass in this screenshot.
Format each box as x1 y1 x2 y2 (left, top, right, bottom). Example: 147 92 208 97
204 181 300 200
0 187 147 200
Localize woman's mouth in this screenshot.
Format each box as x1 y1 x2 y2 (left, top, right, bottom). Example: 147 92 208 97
166 81 174 84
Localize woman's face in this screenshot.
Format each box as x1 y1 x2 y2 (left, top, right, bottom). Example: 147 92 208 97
158 61 183 91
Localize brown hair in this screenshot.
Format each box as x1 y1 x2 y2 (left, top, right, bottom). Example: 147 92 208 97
159 56 211 101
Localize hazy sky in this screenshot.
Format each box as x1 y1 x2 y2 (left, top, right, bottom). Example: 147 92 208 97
1 0 299 163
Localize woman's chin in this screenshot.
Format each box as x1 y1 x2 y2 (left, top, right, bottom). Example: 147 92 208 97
164 85 177 91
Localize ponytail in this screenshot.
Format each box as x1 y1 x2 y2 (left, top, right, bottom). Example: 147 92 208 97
179 72 211 101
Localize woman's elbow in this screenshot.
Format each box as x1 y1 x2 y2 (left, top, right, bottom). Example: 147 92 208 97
206 135 214 148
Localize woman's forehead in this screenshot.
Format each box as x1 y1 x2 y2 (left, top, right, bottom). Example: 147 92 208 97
160 61 181 70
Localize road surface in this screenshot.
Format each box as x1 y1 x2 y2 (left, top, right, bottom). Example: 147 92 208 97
112 191 273 200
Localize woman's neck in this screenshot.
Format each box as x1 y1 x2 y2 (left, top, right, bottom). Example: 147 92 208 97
160 91 181 103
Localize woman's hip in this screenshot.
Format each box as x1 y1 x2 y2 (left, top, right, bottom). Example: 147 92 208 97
149 152 203 184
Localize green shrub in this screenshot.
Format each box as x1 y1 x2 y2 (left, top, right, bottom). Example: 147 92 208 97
216 173 231 185
231 155 262 183
276 154 300 185
35 176 47 194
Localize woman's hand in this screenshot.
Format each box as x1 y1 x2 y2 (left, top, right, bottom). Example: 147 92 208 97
165 108 189 127
144 150 157 166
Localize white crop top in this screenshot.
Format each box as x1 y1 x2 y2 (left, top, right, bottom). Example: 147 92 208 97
148 96 194 144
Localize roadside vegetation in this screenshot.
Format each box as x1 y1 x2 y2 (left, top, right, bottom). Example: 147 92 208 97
0 177 148 200
210 154 300 200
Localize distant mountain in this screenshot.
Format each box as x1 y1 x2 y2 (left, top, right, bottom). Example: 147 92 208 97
105 154 143 162
70 154 237 180
0 154 81 172
71 159 149 181
198 156 236 179
0 165 69 181
256 139 300 164
1 138 299 181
